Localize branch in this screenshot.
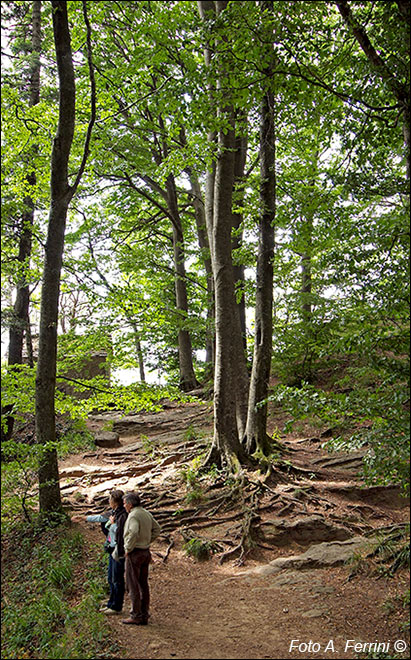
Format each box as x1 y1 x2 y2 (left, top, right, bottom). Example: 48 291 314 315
69 0 96 197
95 75 173 124
336 0 408 106
56 375 112 394
123 243 208 292
122 172 180 232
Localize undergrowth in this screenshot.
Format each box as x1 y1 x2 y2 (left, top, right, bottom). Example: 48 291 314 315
1 516 114 660
347 525 410 579
1 422 96 526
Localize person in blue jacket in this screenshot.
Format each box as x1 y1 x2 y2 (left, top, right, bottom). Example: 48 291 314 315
86 489 128 614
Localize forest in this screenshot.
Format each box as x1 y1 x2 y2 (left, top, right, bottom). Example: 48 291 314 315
1 1 410 659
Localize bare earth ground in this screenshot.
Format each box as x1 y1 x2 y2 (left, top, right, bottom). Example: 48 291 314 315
62 399 410 660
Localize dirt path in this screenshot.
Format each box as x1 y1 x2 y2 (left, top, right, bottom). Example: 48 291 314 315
63 400 410 660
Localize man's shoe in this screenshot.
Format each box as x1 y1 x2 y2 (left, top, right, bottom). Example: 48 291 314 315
121 618 148 625
101 608 122 615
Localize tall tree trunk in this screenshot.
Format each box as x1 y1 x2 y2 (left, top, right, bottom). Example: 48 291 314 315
198 0 248 468
2 0 41 442
36 0 95 514
210 107 246 467
245 78 276 456
186 169 215 366
165 174 198 391
301 248 312 325
232 124 248 351
197 1 218 370
198 0 217 253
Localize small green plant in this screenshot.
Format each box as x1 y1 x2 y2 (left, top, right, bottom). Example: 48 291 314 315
57 424 95 458
179 461 205 503
346 526 410 579
185 487 204 504
382 598 396 616
183 537 218 561
101 420 114 432
184 424 200 442
345 549 372 577
141 434 156 457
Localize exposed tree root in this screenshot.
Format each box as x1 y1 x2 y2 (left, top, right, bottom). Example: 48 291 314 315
218 492 261 566
157 536 174 563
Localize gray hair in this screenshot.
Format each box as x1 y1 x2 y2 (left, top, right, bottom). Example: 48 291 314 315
124 491 141 508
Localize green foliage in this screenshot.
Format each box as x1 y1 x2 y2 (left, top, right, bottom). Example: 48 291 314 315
180 458 206 503
1 521 111 659
2 354 193 429
1 364 36 433
183 537 218 561
371 526 410 577
265 361 410 493
1 422 95 525
56 423 95 458
1 0 409 498
57 380 193 420
183 424 201 442
346 525 410 580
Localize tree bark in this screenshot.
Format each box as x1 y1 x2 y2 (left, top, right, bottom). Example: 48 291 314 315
211 107 247 467
186 169 215 366
198 0 248 468
164 174 198 391
232 124 248 351
131 321 146 382
244 78 276 456
198 0 218 371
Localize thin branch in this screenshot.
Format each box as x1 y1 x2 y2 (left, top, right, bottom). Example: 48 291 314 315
95 75 173 125
69 0 96 196
56 375 112 394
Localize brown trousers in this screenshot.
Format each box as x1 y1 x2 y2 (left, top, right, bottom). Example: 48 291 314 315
125 548 151 621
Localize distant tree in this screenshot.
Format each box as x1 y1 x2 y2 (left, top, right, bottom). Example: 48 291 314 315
2 0 41 441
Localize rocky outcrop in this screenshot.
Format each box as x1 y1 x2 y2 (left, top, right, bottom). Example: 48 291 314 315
240 536 368 577
260 515 352 546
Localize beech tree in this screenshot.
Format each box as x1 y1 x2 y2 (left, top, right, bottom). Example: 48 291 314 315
198 0 251 468
244 0 276 455
336 0 410 178
35 0 95 513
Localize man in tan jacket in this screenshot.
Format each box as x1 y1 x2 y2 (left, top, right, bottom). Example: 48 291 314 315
121 491 161 625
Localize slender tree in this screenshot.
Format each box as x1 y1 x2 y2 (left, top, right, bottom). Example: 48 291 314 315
185 166 215 366
2 0 41 442
244 0 276 455
35 0 95 513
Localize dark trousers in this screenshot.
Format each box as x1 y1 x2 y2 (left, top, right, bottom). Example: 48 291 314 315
107 555 125 612
125 548 151 621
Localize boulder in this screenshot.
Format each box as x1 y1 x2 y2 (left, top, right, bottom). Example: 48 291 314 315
94 431 121 448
